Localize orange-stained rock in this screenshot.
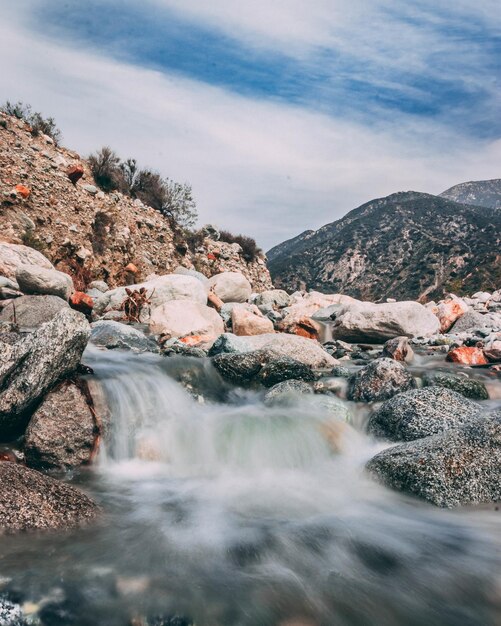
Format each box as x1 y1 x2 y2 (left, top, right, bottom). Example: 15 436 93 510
207 253 217 261
446 346 488 366
433 296 469 332
179 334 212 346
67 164 84 184
125 263 139 274
382 336 414 363
14 184 31 199
70 291 94 315
287 317 320 340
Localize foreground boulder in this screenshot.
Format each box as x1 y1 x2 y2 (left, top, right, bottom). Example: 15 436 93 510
207 272 252 303
0 462 99 532
331 301 440 342
256 357 316 387
240 333 337 368
90 320 158 352
0 309 90 436
367 387 482 441
0 295 69 328
15 264 73 300
212 351 264 385
149 300 224 339
24 382 97 470
347 358 416 402
366 414 501 507
422 372 489 400
0 242 53 280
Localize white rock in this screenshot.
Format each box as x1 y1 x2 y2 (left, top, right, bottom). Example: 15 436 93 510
149 300 224 338
243 333 338 368
208 272 251 303
15 264 73 300
472 291 491 303
0 243 53 280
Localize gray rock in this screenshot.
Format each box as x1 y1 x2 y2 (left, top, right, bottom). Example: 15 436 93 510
0 295 69 329
367 387 482 441
264 380 313 406
243 333 337 369
88 280 109 293
0 461 99 532
24 382 96 470
382 336 414 363
256 356 316 387
90 320 158 352
254 289 291 310
366 414 501 507
0 242 53 280
0 309 90 436
450 310 492 333
82 184 98 195
347 358 416 402
0 276 19 290
208 333 252 357
330 365 351 378
212 351 265 385
173 266 209 286
15 264 73 300
422 373 489 400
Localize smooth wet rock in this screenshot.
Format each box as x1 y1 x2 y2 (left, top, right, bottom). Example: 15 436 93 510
256 357 316 387
0 295 69 328
24 382 96 470
347 358 416 402
382 336 414 363
15 264 73 300
366 414 501 507
0 242 53 281
367 387 482 441
422 373 489 400
0 309 90 437
264 380 313 406
207 272 252 303
212 351 265 385
331 301 440 342
149 300 224 339
90 320 158 352
0 461 99 532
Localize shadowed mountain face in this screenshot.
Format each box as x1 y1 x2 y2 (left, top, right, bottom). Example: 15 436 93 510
440 179 501 209
267 191 501 302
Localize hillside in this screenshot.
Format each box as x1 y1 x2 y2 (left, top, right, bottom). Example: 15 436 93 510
0 111 272 291
268 191 501 301
440 178 501 209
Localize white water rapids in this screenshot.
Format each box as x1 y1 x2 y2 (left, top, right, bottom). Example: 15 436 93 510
0 346 500 625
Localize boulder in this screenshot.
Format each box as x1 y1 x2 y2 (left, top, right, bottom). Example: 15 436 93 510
0 243 53 281
173 266 209 286
90 320 158 352
382 336 414 363
24 382 96 470
243 333 337 368
366 414 501 507
93 274 208 319
331 301 440 342
254 289 291 309
207 272 251 303
0 295 69 328
232 306 274 336
256 357 316 387
0 309 90 436
212 351 265 385
432 296 469 333
263 380 313 406
347 358 416 402
422 373 489 400
367 387 482 441
446 347 488 366
208 333 252 357
15 264 73 300
149 300 224 339
450 310 501 333
0 462 99 532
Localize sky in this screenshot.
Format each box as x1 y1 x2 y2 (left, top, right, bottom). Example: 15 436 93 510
1 0 500 249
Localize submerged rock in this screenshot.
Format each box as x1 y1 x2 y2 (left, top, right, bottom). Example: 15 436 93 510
264 380 313 406
90 320 158 352
422 372 489 400
0 461 99 532
367 387 482 441
0 294 69 328
24 382 97 470
347 358 416 402
366 414 501 507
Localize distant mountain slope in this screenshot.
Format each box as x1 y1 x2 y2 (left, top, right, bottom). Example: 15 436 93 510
440 178 501 209
267 229 315 262
268 191 501 301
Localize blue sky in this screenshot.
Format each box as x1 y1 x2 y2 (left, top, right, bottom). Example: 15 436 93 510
1 0 500 247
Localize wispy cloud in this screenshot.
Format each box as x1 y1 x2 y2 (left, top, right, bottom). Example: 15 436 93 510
1 1 500 248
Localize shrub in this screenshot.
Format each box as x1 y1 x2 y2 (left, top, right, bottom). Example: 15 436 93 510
0 100 61 144
1 100 30 119
219 230 262 262
89 147 122 192
184 228 206 252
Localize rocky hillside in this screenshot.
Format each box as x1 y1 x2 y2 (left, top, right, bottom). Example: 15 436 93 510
440 178 501 209
0 111 272 291
268 191 501 301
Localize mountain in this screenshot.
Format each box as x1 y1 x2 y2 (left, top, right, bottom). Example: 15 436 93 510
440 178 501 209
267 191 501 301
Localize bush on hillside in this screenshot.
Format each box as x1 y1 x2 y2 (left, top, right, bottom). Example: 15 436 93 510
219 230 262 262
89 147 122 192
1 101 61 144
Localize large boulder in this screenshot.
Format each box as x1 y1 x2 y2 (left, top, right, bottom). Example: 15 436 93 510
256 357 316 387
254 289 291 309
450 309 491 333
331 301 440 342
0 243 53 281
15 264 73 300
207 272 252 303
93 274 208 319
0 309 90 437
149 300 224 339
24 382 96 470
212 351 265 385
0 462 99 532
90 320 158 352
243 333 337 368
231 306 274 336
0 295 69 328
367 387 482 441
422 373 489 400
366 414 501 507
347 358 416 402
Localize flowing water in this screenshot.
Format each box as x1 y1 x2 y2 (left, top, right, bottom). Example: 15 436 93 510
0 347 500 625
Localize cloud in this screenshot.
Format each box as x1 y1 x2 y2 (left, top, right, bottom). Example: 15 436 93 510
0 2 500 250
